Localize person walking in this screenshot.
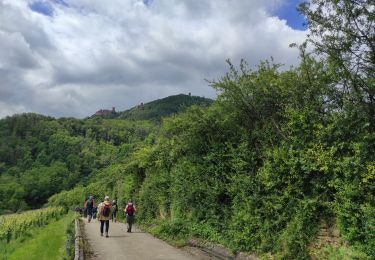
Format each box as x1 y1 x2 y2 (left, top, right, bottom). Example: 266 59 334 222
124 199 136 233
83 197 88 218
112 199 118 223
97 196 113 237
84 195 95 223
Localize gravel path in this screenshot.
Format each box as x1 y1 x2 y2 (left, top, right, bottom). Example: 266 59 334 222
83 218 213 260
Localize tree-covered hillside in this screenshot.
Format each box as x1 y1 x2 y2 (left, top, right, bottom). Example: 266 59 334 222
0 114 155 213
0 94 214 213
115 94 213 121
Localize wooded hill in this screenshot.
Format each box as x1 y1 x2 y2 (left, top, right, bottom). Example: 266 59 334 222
91 94 213 121
116 94 213 121
0 1 374 258
0 94 210 212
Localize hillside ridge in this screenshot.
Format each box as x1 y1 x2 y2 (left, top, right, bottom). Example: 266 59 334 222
92 94 213 120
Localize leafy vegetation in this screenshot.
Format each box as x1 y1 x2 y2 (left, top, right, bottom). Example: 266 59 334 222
0 114 155 212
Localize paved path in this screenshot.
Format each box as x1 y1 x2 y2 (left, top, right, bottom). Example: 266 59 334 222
83 218 213 260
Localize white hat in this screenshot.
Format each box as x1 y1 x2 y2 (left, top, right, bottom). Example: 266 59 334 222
104 196 109 201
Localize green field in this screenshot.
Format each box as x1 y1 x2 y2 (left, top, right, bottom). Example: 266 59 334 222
1 212 75 260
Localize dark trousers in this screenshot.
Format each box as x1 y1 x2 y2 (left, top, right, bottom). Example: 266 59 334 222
126 215 134 232
100 220 109 233
87 207 93 221
112 211 117 221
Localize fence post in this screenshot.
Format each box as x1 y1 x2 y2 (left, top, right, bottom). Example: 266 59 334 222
74 219 84 260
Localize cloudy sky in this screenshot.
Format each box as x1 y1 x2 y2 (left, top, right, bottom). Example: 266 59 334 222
0 0 307 118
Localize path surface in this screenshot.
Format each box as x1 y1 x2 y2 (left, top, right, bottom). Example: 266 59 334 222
83 218 214 260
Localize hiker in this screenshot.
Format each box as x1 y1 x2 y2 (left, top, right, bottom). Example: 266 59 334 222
83 197 88 218
98 196 113 237
84 195 95 223
112 199 118 223
124 199 136 233
75 206 82 215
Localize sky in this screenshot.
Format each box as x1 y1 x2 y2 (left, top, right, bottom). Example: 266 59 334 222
0 0 307 118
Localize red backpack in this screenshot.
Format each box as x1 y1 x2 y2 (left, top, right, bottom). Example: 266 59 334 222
126 203 135 216
102 203 111 217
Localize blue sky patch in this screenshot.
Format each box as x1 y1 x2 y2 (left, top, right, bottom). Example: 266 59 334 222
29 1 54 16
274 0 307 30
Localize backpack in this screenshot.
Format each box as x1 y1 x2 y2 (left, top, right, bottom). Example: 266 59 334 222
102 204 111 217
126 203 134 216
87 199 93 208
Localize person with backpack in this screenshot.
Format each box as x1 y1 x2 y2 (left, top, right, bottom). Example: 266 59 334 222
84 195 95 223
98 196 113 237
124 199 136 233
112 199 118 223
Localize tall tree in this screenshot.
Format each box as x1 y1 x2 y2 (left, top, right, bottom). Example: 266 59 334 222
299 0 375 129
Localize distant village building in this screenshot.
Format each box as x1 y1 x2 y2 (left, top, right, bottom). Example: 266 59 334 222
95 107 116 116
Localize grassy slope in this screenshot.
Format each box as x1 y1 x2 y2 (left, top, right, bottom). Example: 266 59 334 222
3 213 74 260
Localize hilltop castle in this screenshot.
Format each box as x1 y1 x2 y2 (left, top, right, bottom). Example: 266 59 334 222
95 107 116 116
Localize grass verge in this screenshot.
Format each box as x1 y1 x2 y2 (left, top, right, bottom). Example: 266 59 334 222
1 212 75 260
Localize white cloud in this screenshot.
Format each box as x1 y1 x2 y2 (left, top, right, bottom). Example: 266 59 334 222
0 0 307 118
